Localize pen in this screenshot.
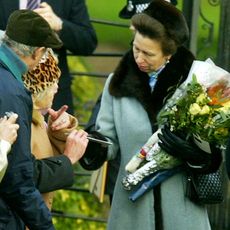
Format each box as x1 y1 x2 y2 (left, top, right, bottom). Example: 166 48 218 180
87 136 113 145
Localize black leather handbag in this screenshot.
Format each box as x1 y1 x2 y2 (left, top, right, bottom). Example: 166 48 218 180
186 170 224 205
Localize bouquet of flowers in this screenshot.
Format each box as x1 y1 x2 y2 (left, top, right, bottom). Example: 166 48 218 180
158 59 230 148
122 59 230 196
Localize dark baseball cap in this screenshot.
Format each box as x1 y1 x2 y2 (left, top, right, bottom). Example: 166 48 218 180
6 9 63 49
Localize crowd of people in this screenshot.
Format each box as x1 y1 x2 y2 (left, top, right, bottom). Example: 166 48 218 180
0 4 90 229
0 0 228 230
0 0 97 115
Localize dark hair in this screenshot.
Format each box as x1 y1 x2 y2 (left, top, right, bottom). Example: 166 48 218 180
131 13 177 55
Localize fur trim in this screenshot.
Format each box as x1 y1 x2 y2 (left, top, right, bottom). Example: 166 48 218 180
109 46 195 126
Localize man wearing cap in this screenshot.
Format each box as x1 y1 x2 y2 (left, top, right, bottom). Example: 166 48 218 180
0 9 64 230
0 0 98 115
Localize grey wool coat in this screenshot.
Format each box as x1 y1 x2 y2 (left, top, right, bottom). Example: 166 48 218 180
96 47 211 230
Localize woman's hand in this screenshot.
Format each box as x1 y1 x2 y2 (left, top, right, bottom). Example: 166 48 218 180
63 129 89 165
48 105 71 131
0 113 19 144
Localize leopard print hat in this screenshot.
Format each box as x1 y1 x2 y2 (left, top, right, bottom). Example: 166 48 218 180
22 49 61 94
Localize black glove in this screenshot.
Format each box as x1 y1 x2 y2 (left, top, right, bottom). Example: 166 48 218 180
79 131 108 171
158 126 222 173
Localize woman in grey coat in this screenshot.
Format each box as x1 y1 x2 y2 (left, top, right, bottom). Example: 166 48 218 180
81 1 222 229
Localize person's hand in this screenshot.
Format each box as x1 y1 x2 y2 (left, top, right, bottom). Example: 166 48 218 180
63 129 89 165
158 126 222 173
79 131 108 170
48 105 71 131
0 113 19 144
34 2 63 31
158 126 211 164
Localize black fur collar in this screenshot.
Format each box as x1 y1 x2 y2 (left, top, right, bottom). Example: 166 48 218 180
109 46 195 127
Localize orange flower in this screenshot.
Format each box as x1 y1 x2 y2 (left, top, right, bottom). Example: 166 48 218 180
207 80 230 105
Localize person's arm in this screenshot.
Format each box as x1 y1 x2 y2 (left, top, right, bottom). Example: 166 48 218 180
0 114 19 182
96 74 120 160
158 126 222 173
34 154 74 193
47 105 78 154
0 140 10 182
34 129 88 192
34 0 97 54
80 74 120 171
0 95 54 230
0 113 19 145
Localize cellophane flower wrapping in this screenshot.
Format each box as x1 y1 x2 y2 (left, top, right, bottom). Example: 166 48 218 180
122 59 230 192
158 58 230 147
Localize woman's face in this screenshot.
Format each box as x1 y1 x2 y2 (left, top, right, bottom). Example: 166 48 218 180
133 32 171 73
33 82 58 111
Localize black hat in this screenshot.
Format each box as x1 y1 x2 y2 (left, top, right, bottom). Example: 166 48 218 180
143 0 188 45
119 0 178 19
119 0 151 19
6 10 63 48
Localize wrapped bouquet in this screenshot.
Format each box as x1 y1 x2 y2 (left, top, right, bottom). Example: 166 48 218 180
122 59 230 196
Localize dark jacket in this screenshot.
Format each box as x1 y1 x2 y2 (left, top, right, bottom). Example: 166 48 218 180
0 44 54 229
0 0 98 114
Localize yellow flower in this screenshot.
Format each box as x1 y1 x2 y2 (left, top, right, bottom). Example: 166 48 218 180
218 101 230 112
222 101 230 107
199 105 210 115
189 103 201 115
196 93 206 104
158 74 230 146
214 128 229 138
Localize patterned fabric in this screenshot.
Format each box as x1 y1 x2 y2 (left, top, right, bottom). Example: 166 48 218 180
126 1 150 14
26 0 39 10
135 3 150 13
22 49 61 94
